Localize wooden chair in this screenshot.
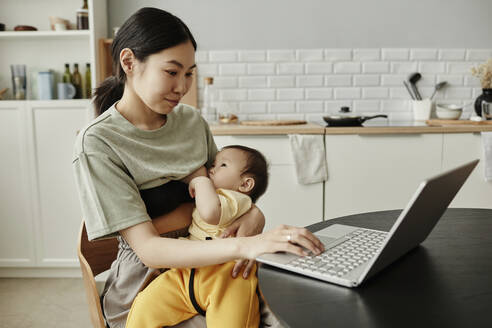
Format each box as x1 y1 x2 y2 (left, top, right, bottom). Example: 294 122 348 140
77 220 119 328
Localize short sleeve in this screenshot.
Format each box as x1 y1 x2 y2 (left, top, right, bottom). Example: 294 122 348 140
204 120 218 169
217 189 252 226
73 148 150 241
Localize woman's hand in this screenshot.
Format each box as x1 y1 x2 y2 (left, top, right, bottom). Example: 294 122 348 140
221 204 265 239
220 205 265 279
243 224 326 260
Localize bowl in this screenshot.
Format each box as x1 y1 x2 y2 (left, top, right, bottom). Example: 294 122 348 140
435 103 463 120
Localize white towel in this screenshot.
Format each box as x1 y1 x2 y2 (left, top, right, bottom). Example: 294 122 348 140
288 134 328 184
482 132 492 182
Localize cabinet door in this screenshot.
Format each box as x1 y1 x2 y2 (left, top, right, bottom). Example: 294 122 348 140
31 101 91 266
442 133 492 208
0 102 36 266
324 134 443 220
214 135 323 230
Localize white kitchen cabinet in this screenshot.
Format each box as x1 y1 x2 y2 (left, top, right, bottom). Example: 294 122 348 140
0 100 91 275
324 133 443 220
214 135 324 230
30 101 92 266
0 102 36 266
442 133 492 209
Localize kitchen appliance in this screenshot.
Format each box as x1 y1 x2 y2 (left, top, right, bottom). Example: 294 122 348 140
403 80 415 99
408 72 422 100
435 103 463 120
240 119 306 126
323 107 387 127
412 99 433 121
430 81 448 100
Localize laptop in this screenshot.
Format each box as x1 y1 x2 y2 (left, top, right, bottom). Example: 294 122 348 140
257 159 479 288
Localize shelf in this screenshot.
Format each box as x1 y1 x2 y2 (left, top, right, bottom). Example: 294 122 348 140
0 99 91 105
0 30 90 39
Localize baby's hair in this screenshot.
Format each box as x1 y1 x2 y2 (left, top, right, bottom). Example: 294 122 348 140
222 145 269 203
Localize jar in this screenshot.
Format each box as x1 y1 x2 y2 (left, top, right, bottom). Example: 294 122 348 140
76 9 89 30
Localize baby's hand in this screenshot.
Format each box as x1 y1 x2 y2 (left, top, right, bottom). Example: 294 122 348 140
181 166 208 184
188 176 211 198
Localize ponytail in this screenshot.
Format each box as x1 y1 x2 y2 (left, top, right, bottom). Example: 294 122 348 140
93 76 124 115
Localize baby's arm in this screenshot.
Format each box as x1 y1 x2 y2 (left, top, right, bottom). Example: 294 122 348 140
189 176 221 225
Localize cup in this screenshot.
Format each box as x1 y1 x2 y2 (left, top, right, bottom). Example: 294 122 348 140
482 101 492 120
37 71 54 100
10 64 27 100
49 16 69 31
57 83 76 99
412 99 433 121
54 23 67 31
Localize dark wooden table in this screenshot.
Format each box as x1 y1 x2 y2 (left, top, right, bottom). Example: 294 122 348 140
258 209 492 328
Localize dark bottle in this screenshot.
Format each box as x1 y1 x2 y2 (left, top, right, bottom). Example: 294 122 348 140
62 63 72 83
84 63 91 99
76 0 89 30
71 63 83 99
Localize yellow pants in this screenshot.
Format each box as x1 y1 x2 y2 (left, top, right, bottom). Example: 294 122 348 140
126 261 260 328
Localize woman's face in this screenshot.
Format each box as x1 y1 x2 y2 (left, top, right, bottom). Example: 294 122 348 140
130 41 196 115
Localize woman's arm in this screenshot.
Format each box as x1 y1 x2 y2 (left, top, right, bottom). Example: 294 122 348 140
152 202 194 235
120 220 325 269
220 204 265 277
221 204 265 238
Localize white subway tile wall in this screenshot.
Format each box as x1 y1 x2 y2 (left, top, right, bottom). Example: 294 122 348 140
195 48 490 121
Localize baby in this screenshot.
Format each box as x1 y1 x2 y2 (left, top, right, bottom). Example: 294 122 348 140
126 145 268 328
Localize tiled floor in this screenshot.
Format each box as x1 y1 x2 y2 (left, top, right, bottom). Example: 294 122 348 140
0 278 91 328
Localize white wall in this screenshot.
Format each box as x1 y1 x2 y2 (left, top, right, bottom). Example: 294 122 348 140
107 0 492 49
105 0 492 121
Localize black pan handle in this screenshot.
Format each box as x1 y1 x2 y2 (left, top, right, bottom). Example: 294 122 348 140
360 114 388 123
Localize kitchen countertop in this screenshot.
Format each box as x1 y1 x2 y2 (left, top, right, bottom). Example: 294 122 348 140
210 122 325 135
210 121 492 135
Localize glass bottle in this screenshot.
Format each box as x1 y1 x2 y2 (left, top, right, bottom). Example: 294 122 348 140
71 63 83 99
84 63 92 99
76 0 89 30
202 77 216 123
62 63 72 83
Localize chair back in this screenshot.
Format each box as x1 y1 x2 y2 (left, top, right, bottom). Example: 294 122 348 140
77 220 119 328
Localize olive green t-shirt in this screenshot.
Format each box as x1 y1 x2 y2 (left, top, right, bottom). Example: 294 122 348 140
73 103 217 240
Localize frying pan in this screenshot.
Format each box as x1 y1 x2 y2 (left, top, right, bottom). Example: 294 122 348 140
323 114 388 127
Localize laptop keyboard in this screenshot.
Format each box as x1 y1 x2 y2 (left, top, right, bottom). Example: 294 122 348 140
286 229 387 278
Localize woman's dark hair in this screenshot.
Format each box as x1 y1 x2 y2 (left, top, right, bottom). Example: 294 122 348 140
94 7 197 114
222 145 269 203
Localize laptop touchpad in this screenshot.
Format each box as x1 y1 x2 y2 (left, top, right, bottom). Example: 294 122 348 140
318 236 337 246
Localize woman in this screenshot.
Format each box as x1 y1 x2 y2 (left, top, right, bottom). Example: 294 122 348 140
73 7 324 328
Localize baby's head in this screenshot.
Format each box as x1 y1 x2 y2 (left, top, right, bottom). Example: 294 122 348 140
209 145 268 203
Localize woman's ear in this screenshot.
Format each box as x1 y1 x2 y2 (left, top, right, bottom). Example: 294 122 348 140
120 48 135 74
239 176 255 194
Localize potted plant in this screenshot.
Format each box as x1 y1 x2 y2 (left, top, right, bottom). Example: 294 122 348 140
471 58 492 117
